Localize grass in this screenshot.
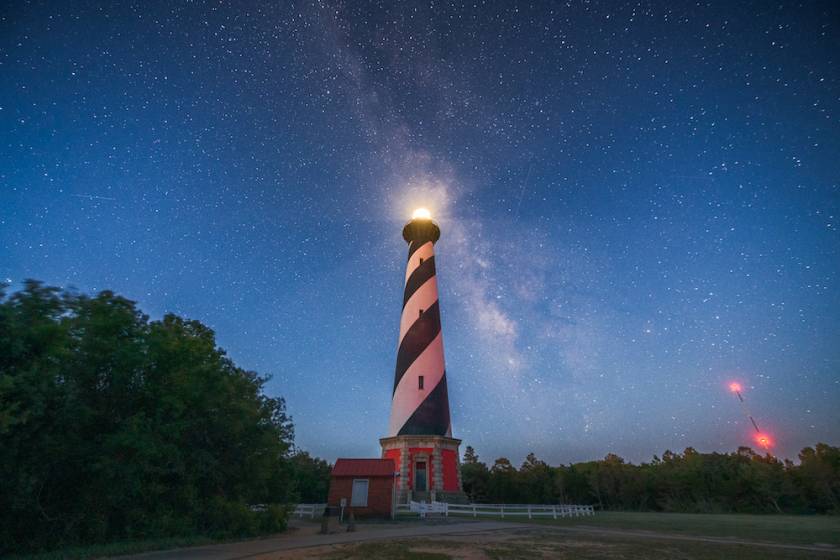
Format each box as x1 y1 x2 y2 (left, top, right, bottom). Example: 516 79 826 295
323 541 450 560
324 533 839 560
398 510 840 547
13 513 839 559
517 511 840 546
7 535 219 560
312 513 840 560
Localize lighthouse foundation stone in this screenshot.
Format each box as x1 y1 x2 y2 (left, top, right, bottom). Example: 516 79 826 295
380 435 468 504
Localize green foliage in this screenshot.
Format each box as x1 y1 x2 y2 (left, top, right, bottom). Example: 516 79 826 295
6 535 219 560
460 446 489 502
290 451 332 503
463 445 840 513
796 444 840 513
0 281 296 554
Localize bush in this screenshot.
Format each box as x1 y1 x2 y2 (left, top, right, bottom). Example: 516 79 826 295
259 504 291 534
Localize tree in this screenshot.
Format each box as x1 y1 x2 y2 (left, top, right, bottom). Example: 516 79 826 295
0 281 297 554
463 445 479 465
796 444 840 513
488 458 520 503
460 447 489 502
520 453 555 504
290 451 332 503
458 442 839 513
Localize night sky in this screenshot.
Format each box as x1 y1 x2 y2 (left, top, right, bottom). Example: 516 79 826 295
2 2 838 465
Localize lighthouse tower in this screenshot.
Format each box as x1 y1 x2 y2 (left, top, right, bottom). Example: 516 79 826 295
380 209 465 503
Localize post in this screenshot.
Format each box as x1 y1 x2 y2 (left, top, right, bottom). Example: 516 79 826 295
501 505 504 518
552 505 557 520
346 508 356 532
473 504 476 518
528 505 532 519
319 506 330 535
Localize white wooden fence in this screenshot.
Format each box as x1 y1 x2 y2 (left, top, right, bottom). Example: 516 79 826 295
401 501 594 519
408 500 448 518
293 503 327 518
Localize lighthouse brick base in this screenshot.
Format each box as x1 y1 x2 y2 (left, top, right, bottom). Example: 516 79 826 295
380 435 467 504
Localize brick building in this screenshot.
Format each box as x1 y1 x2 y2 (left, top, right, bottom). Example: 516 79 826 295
327 458 396 518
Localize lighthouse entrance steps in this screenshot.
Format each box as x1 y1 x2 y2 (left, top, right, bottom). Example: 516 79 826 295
412 491 431 503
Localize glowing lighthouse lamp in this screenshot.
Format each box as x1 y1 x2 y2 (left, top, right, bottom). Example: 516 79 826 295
380 207 467 503
412 207 432 220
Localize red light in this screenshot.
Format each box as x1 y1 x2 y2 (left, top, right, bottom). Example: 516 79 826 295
729 382 742 393
755 433 773 449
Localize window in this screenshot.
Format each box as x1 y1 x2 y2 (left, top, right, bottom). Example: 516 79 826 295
419 257 424 264
419 308 424 318
418 375 424 390
351 479 369 507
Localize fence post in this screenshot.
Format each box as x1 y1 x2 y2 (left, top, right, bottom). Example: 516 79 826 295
473 504 476 518
528 505 532 519
501 505 504 519
553 505 557 520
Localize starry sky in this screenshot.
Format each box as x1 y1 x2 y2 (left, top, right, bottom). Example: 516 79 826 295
2 1 838 465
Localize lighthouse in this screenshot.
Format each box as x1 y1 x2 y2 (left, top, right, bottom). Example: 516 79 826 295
380 208 465 503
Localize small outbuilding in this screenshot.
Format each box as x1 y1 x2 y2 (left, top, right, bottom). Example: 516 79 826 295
328 458 396 518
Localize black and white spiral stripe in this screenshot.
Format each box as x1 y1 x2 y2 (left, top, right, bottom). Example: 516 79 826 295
388 239 452 437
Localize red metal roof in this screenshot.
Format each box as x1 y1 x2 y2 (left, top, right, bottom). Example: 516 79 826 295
332 458 396 477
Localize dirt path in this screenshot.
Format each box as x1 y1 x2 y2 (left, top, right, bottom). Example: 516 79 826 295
123 520 522 560
123 519 840 559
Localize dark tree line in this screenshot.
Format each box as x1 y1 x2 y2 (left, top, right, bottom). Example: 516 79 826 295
0 281 328 554
461 444 840 514
3 280 836 554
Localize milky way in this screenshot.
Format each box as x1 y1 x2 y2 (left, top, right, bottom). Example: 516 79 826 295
2 2 838 464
